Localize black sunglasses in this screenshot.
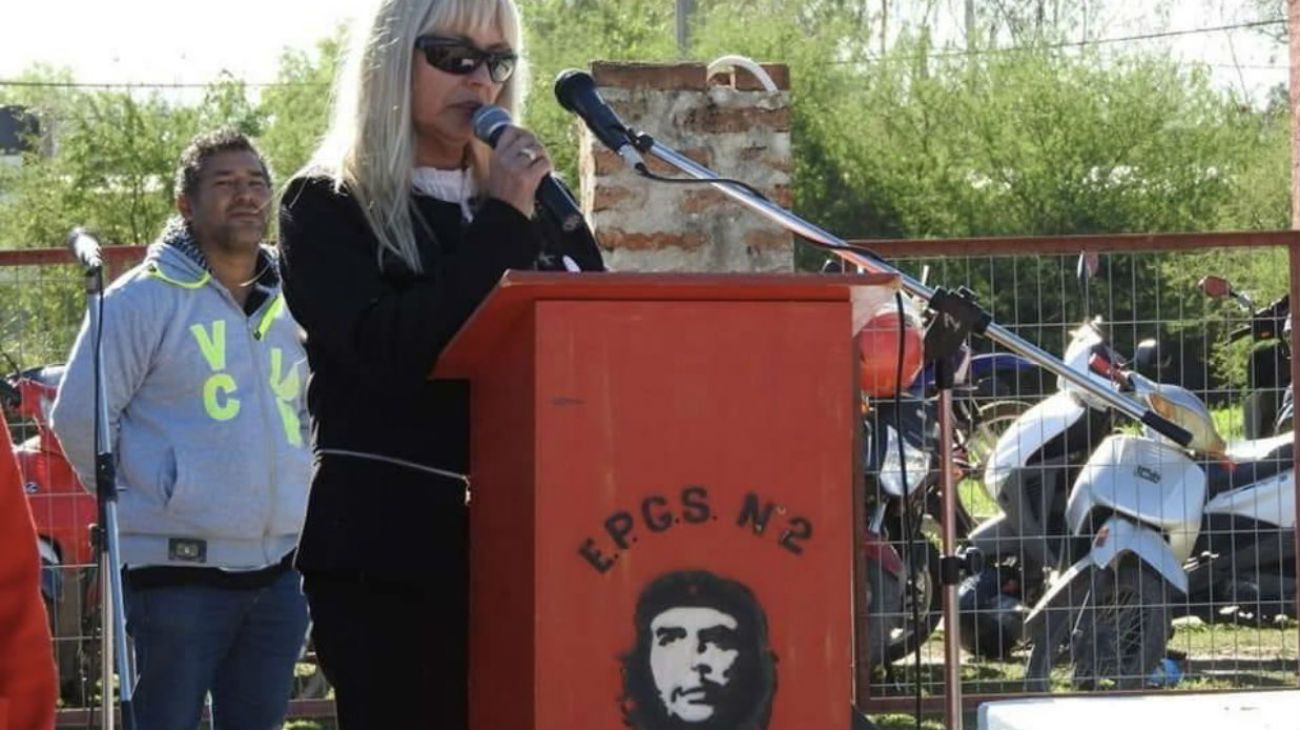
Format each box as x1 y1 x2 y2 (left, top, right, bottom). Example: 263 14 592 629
414 36 517 83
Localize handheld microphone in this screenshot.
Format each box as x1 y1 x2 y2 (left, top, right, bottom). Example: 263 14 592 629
67 227 103 272
471 105 584 233
553 69 646 171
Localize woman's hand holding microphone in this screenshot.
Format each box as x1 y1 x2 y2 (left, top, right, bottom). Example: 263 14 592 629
483 124 552 219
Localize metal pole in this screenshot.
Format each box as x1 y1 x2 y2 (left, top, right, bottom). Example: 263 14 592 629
965 0 975 48
99 559 114 730
675 0 695 56
638 138 1193 446
1288 241 1300 679
97 502 131 730
84 264 135 730
1288 0 1300 672
880 0 888 58
938 388 963 730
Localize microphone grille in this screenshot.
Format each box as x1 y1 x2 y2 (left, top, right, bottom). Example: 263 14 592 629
553 69 594 112
471 105 512 145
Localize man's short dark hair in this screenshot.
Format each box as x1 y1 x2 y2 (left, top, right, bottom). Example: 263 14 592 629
174 128 271 199
620 570 777 730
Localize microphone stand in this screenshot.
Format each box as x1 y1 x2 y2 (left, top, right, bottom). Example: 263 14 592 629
627 133 1192 448
921 349 982 730
73 243 136 730
936 366 964 730
620 131 1189 728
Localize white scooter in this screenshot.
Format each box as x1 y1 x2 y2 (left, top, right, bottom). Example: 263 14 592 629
959 320 1122 659
1023 364 1296 690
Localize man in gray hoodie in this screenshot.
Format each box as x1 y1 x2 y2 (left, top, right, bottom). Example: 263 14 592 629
51 129 311 730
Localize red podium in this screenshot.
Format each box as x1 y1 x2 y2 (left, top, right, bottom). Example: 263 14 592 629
433 271 900 730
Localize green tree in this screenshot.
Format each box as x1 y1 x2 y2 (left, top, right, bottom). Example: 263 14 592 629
0 71 263 249
692 5 1282 246
517 0 678 183
0 70 262 364
0 5 1291 372
256 31 344 180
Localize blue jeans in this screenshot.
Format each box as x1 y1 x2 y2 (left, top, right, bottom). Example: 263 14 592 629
123 569 310 730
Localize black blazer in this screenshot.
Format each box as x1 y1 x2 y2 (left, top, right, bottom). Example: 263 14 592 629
277 176 604 583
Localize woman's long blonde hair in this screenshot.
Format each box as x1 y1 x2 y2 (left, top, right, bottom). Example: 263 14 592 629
306 0 527 273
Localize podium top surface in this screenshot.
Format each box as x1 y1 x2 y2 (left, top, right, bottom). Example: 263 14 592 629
431 270 900 379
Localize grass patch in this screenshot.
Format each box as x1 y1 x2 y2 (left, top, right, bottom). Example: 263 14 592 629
958 477 999 520
867 617 1298 698
872 713 947 729
1211 404 1245 442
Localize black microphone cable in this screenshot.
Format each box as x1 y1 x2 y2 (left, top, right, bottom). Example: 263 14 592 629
630 159 771 201
889 290 924 730
619 130 904 273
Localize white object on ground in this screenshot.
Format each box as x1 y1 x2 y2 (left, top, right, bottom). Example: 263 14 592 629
980 690 1300 730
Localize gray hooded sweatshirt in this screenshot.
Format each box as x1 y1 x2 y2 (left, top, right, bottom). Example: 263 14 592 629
51 229 310 571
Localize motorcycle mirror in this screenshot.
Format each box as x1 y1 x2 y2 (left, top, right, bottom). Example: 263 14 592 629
820 257 844 274
1133 338 1165 380
1076 251 1100 282
1198 275 1232 299
1087 352 1128 387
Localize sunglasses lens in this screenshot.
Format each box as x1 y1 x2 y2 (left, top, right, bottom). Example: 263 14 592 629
487 56 516 83
423 45 480 75
418 38 516 83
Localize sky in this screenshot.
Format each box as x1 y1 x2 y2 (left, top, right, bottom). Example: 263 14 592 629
0 0 365 87
0 0 1289 104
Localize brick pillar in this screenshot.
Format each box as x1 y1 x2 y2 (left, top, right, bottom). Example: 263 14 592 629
578 62 793 272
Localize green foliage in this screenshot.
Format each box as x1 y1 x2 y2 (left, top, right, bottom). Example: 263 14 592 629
517 0 677 183
0 70 198 365
0 71 267 367
0 265 87 368
688 3 1289 393
0 72 262 248
257 31 344 181
801 38 1247 238
0 3 1292 377
684 3 1283 275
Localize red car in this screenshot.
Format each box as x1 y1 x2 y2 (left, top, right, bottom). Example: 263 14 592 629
3 364 98 701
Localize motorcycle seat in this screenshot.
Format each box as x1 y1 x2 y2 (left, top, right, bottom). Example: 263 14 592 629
1202 442 1293 500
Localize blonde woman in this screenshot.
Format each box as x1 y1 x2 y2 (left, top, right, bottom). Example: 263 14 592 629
277 0 603 726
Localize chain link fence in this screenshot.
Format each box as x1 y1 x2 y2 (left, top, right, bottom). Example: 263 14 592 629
856 232 1299 714
0 247 332 726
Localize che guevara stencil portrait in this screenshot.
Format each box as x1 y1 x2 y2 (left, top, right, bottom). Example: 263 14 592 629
619 570 777 730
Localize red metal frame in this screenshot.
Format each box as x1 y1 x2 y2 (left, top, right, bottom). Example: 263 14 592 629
846 230 1300 715
7 234 1297 724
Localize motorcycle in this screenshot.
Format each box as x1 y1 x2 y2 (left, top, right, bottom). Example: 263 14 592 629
1198 275 1290 439
1022 361 1296 690
1184 430 1297 626
854 291 940 673
856 284 1036 672
957 319 1123 660
1 360 99 702
862 394 947 672
856 279 1025 668
833 255 1039 471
